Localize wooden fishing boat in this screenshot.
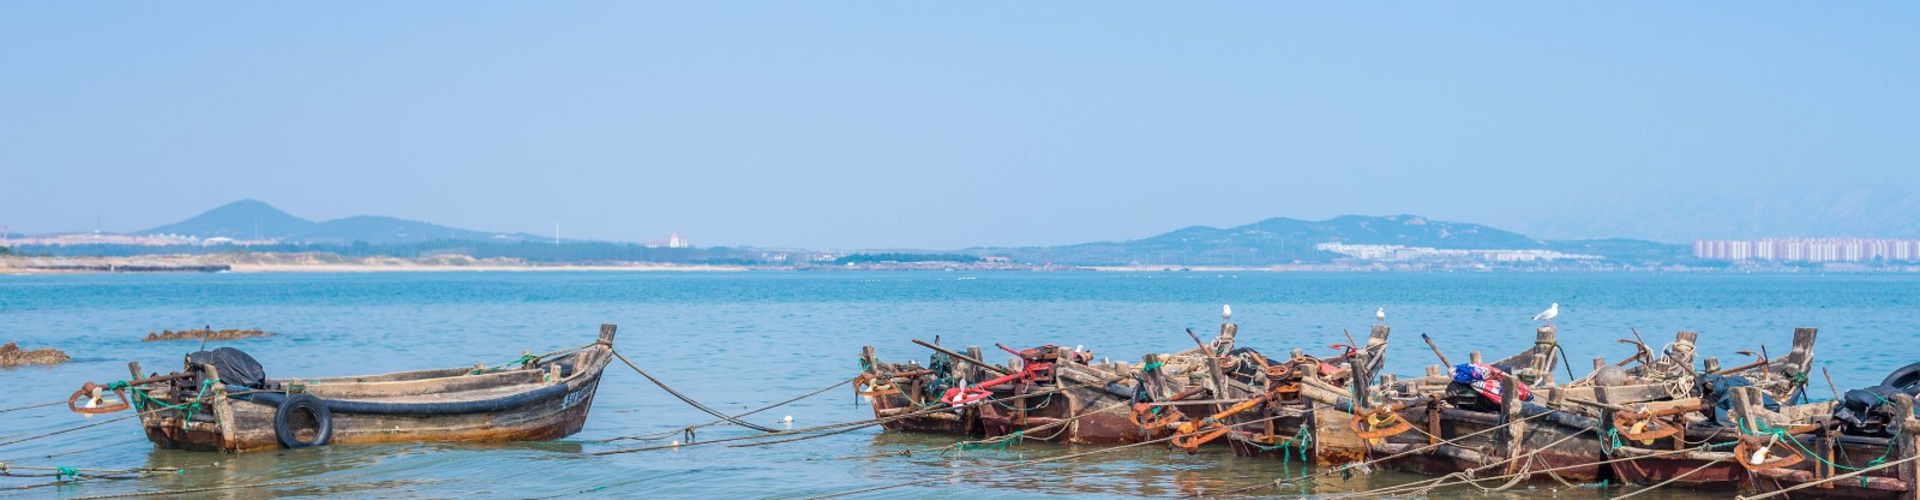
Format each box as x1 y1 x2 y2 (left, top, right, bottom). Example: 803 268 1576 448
1358 326 1612 481
1728 375 1920 500
1130 325 1390 465
70 325 617 453
854 310 1246 444
1603 328 1822 490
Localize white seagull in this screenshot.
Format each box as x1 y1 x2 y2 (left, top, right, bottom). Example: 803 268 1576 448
1533 303 1560 325
1222 304 1232 321
1375 307 1386 323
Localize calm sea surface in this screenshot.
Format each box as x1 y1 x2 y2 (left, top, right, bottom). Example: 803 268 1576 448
1 271 1916 499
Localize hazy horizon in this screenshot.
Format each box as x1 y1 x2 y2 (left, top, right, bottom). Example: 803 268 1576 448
5 3 1916 248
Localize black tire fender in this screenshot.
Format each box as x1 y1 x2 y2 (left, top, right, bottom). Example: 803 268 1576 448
1882 362 1920 396
274 393 333 449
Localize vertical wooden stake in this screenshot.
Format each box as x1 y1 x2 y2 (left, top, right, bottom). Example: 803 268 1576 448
1533 326 1559 386
1895 394 1917 500
1498 371 1527 477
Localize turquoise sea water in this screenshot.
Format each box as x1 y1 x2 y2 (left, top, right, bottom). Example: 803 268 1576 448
1 271 1916 499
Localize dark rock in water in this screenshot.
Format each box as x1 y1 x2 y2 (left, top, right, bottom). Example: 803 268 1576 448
0 341 69 367
144 328 276 342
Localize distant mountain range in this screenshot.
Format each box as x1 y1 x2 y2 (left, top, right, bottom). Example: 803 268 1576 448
967 214 1688 266
141 200 546 244
24 200 1690 266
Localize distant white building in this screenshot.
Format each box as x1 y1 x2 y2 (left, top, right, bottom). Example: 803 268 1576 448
646 232 690 249
1314 242 1600 263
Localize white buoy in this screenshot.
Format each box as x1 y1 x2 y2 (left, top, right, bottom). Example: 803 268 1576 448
1376 307 1386 322
782 415 794 424
1222 304 1232 321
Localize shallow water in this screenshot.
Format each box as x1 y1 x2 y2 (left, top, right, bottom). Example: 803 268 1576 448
0 271 1915 499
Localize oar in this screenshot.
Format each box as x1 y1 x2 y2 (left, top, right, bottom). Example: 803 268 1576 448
1421 333 1454 368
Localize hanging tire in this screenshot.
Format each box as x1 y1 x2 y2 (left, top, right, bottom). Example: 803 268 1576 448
274 393 333 449
1883 362 1920 396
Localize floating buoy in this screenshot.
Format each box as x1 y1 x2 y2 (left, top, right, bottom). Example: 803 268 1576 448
782 415 793 424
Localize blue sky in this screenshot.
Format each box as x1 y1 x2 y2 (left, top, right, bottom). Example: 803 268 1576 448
3 3 1916 248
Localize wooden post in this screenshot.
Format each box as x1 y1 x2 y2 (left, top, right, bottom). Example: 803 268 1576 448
1595 382 1617 459
1141 353 1168 401
1704 357 1722 373
201 363 238 452
1784 328 1819 403
1729 386 1762 435
1593 358 1607 372
1351 345 1372 409
126 361 149 430
965 346 986 383
1895 394 1917 500
597 324 618 346
1532 326 1559 386
1469 351 1483 365
1365 325 1391 377
1426 365 1443 378
1498 371 1527 477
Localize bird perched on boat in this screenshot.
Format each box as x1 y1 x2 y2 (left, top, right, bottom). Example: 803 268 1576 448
1222 304 1232 321
1376 307 1386 323
1533 303 1560 325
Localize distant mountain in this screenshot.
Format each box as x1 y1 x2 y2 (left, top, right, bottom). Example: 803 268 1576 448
969 214 1687 266
141 200 543 244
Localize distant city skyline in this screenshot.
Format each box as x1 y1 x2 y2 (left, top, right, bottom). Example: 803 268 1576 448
4 4 1915 248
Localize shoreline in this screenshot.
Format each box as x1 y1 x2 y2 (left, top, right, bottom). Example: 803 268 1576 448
6 255 1918 275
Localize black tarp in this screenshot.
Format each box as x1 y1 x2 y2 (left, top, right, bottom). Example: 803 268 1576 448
186 347 268 389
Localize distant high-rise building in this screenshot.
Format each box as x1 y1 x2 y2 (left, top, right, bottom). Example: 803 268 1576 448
1694 238 1920 262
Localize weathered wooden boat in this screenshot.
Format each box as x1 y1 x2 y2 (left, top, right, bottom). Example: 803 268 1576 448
1129 325 1390 465
1357 326 1611 482
69 325 617 453
1602 328 1822 490
854 309 1254 444
1728 370 1920 500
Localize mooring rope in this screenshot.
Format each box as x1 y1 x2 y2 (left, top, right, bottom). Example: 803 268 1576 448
51 475 356 500
0 401 65 414
0 414 143 449
826 399 1134 461
1734 453 1920 500
591 378 1113 456
598 375 856 443
1314 423 1600 499
0 385 234 450
1611 455 1730 500
1203 408 1558 497
610 349 783 433
790 414 1291 500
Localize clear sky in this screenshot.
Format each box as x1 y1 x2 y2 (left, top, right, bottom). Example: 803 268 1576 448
4 3 1916 248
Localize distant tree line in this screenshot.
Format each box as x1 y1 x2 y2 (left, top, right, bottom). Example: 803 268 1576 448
832 253 982 264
